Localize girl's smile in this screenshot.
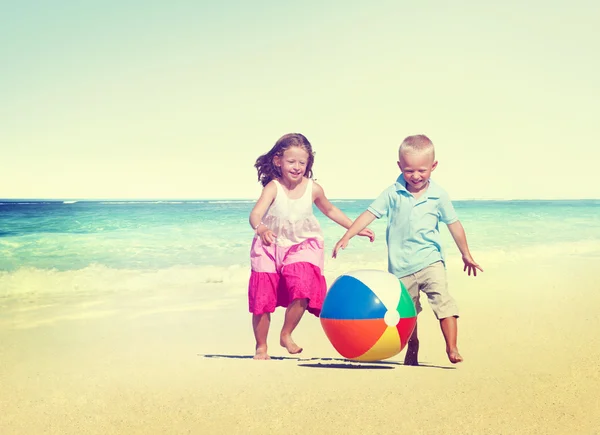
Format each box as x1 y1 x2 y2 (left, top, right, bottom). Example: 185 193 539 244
274 146 310 186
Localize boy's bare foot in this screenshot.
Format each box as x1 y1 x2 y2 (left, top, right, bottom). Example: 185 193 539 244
253 345 270 360
280 334 303 354
447 348 463 364
403 342 419 366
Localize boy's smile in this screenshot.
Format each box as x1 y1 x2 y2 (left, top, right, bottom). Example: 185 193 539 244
398 151 438 194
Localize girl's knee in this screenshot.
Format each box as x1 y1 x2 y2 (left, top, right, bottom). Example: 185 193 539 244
291 298 308 307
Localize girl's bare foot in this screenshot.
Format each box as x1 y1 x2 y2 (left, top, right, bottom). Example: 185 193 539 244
447 348 463 363
253 345 270 360
280 334 303 354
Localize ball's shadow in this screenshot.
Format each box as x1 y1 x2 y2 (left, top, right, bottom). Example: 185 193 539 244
297 357 454 370
298 361 393 370
201 354 454 370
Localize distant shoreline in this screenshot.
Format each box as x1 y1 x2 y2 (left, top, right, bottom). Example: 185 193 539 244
1 198 599 203
1 199 599 207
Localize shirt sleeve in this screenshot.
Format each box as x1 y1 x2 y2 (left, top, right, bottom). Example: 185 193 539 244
438 192 458 225
367 186 393 219
439 194 458 225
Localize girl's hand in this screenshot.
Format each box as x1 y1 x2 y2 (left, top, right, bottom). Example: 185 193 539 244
358 228 375 242
462 255 483 276
258 226 276 246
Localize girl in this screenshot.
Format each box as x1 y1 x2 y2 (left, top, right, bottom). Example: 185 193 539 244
248 133 374 360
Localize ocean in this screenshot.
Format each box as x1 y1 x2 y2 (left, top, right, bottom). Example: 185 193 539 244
1 199 599 297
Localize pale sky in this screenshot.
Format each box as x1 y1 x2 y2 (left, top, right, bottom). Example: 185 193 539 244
2 1 599 200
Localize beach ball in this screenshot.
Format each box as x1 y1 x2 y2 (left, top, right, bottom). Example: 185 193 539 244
320 270 417 362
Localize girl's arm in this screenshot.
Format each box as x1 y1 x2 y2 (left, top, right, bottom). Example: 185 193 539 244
313 182 354 228
314 182 374 234
249 182 277 232
313 182 375 244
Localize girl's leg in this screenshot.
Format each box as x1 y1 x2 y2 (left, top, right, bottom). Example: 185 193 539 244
252 313 271 360
280 298 307 354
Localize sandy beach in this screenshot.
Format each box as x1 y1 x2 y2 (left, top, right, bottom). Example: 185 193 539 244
2 253 600 434
3 0 599 431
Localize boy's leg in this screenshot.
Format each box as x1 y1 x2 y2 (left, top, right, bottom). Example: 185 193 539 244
419 262 463 364
400 273 421 366
280 298 307 354
404 322 420 366
252 313 271 360
440 316 463 363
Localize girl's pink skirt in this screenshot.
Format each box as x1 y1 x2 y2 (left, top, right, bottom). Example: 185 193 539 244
248 237 327 316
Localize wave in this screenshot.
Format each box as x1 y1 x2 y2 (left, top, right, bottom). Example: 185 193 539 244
1 238 598 298
0 262 390 300
0 202 55 205
207 200 255 204
98 201 187 205
434 239 600 271
0 263 254 298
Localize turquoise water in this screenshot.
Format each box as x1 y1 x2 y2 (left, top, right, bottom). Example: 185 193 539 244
1 199 599 296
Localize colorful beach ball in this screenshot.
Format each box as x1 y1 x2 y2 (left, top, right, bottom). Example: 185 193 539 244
320 270 417 362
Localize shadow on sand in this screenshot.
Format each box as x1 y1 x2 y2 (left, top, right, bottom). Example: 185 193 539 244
200 354 455 370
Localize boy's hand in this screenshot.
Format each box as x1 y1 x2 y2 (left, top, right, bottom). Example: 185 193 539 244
332 238 349 258
258 227 276 246
358 228 375 242
462 255 483 276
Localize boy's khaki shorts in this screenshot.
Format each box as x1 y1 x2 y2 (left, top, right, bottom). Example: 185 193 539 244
399 261 459 320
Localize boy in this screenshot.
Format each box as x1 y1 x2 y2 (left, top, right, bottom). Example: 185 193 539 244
332 134 482 365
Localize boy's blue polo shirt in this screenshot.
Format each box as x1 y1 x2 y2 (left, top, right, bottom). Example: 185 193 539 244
367 174 458 278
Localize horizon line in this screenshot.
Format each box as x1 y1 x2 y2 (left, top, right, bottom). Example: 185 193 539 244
1 197 599 202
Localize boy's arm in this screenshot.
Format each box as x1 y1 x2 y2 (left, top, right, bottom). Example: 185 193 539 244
447 221 483 276
332 210 377 258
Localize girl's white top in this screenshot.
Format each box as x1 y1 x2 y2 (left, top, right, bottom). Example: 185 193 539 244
262 179 324 248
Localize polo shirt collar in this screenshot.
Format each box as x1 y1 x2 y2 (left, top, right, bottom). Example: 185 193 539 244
395 174 442 198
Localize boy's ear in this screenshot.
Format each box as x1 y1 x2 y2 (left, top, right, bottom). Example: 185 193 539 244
397 161 402 170
431 160 438 171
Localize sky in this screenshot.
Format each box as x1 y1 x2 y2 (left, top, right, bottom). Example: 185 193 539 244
2 0 599 200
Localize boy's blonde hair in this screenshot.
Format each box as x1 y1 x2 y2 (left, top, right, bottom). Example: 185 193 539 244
399 134 435 159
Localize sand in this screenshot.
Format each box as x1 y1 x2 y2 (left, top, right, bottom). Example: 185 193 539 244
1 254 600 434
